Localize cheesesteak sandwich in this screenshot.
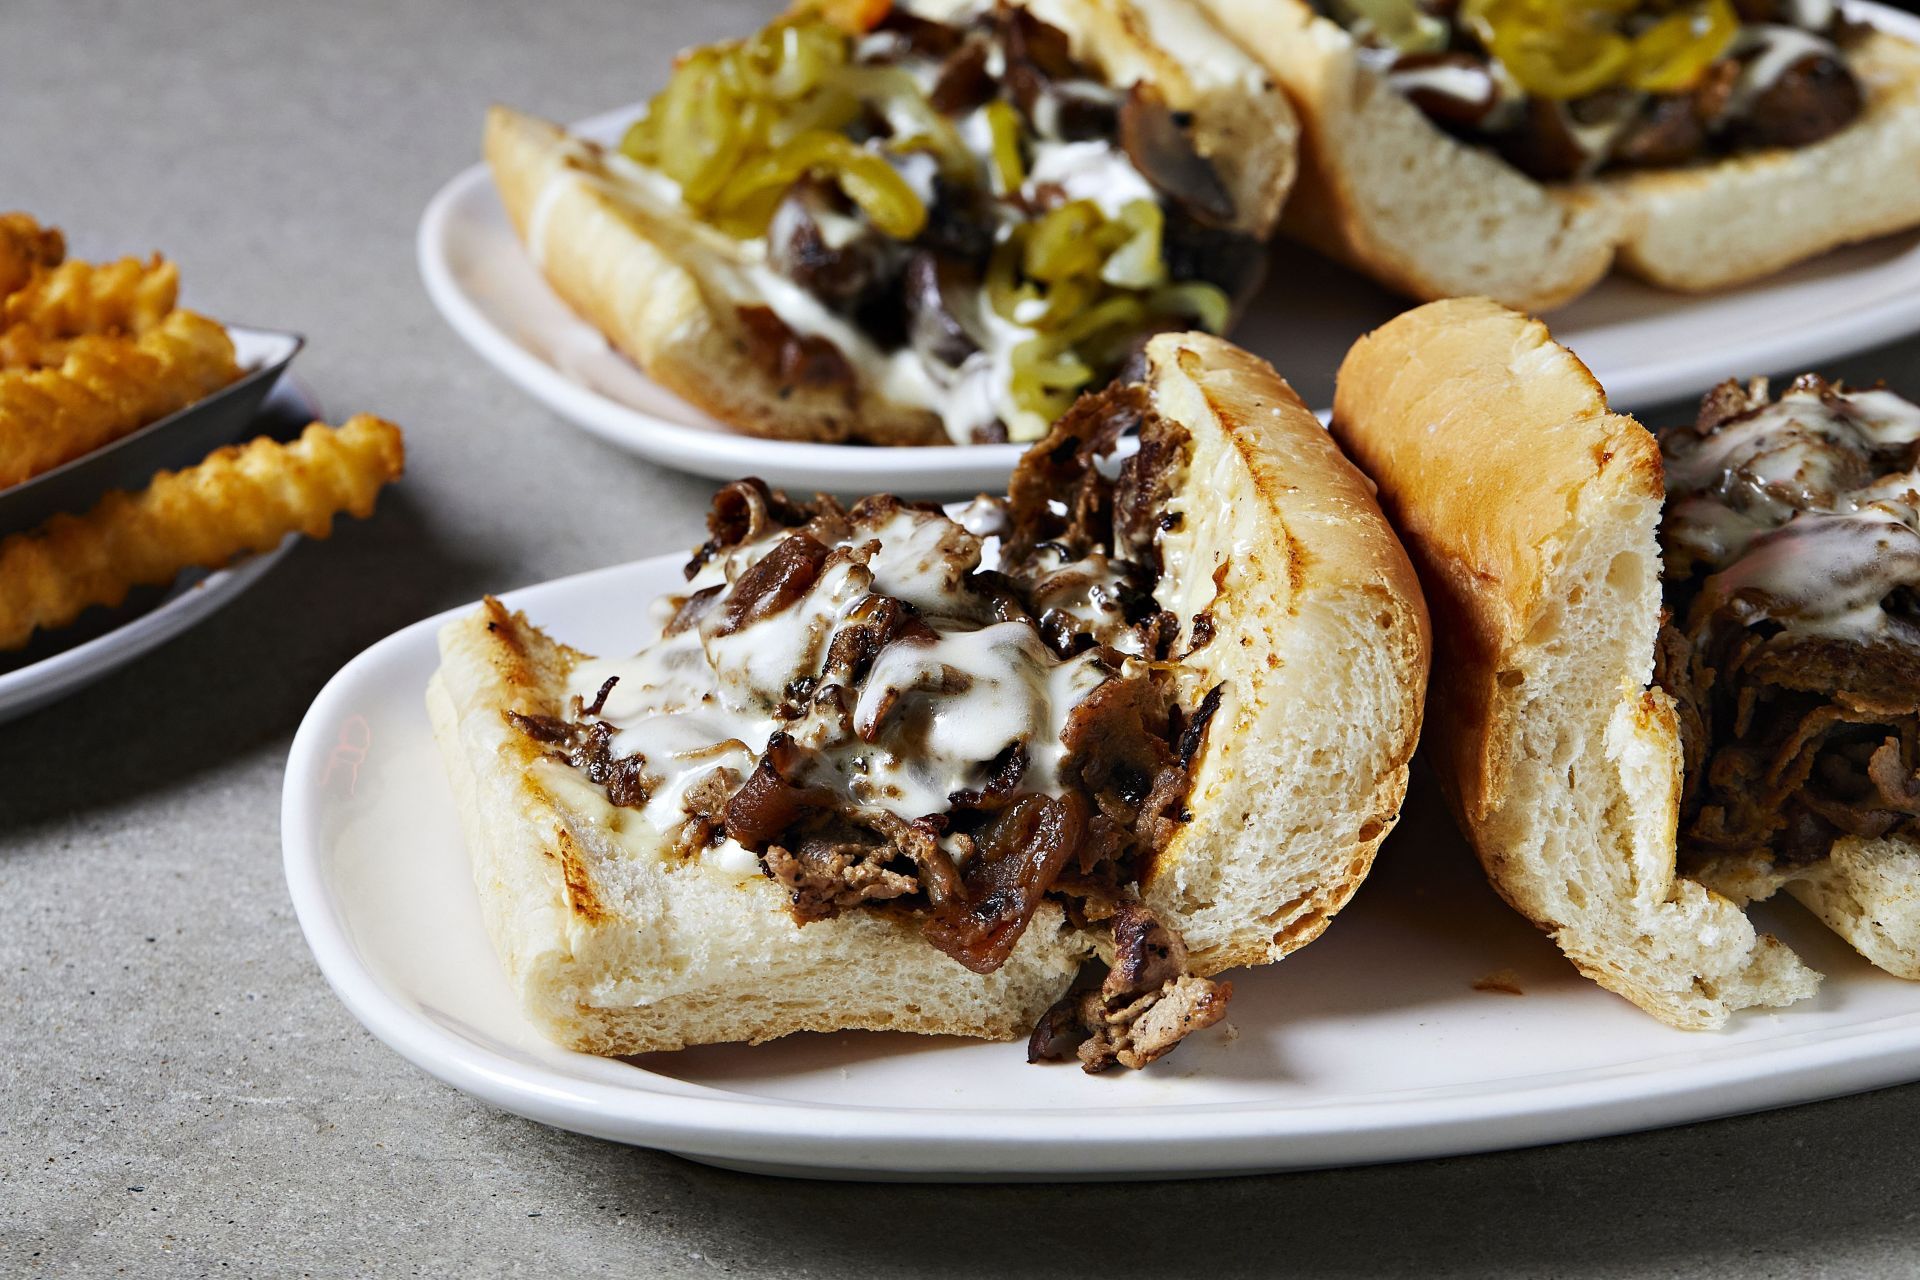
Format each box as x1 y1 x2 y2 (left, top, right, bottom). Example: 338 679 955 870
1333 296 1920 1029
487 0 1296 446
428 333 1429 1070
1200 0 1920 309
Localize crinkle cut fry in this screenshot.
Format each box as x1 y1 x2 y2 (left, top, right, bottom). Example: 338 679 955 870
0 308 239 485
0 213 65 298
0 326 87 372
2 255 180 340
0 415 405 650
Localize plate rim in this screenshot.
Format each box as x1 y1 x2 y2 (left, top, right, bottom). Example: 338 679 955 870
0 538 296 724
282 554 1920 1177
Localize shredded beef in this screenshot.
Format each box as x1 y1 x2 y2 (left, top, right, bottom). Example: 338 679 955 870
670 770 736 861
510 379 1235 1070
665 584 724 637
928 38 991 115
1027 902 1232 1073
871 5 965 58
765 830 918 922
1659 634 1920 866
506 712 651 810
688 478 841 579
1061 674 1179 824
1655 380 1920 871
735 305 856 395
1345 3 1866 180
996 4 1082 119
820 594 937 688
716 533 831 636
867 809 967 909
503 675 650 809
1002 368 1189 575
946 743 1029 811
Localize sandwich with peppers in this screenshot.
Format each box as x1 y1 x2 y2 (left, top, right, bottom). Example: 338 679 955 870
1200 0 1920 309
486 0 1297 446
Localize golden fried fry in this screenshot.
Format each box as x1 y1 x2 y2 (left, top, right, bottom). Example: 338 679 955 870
0 415 405 650
0 325 84 372
0 256 181 371
0 213 65 298
3 255 179 339
0 309 241 486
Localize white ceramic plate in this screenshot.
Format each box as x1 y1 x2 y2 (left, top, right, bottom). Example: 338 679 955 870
0 377 317 726
283 554 1920 1181
418 0 1920 498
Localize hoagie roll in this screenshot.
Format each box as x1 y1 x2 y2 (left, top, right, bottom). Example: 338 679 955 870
429 332 1430 1069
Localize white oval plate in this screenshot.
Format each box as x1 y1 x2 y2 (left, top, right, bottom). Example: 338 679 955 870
284 553 1920 1180
418 0 1920 498
0 376 318 726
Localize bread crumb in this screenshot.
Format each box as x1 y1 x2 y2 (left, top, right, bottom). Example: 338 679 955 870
1472 969 1524 996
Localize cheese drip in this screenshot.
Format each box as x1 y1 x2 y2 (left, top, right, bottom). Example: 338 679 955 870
557 498 1149 869
1662 381 1920 638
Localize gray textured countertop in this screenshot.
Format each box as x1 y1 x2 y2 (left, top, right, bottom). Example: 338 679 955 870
7 1 1920 1275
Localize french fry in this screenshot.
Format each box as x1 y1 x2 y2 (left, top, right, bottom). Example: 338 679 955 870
0 416 406 650
3 255 179 338
0 325 84 372
0 309 241 486
0 213 64 298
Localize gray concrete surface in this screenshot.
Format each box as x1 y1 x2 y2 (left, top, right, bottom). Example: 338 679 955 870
5 1 1920 1275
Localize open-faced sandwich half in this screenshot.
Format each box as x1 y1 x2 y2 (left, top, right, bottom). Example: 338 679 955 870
1200 0 1920 309
486 0 1296 446
1333 296 1920 1029
428 333 1429 1070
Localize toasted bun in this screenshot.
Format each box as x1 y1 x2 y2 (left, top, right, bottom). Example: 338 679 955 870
1201 3 1920 307
486 106 947 446
1331 298 1820 1029
1782 837 1920 980
487 0 1296 446
430 332 1427 1053
1600 29 1920 291
1195 0 1619 311
1136 332 1430 972
429 599 1086 1054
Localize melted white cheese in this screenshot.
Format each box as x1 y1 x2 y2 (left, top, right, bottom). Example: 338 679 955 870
1386 61 1496 105
1727 24 1844 117
1024 141 1159 219
558 500 1143 864
1663 385 1920 639
849 621 1070 815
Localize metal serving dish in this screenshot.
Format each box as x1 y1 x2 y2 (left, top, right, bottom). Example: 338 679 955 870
0 325 304 536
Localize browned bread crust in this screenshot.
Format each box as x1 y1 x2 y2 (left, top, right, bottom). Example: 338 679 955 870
487 107 946 446
1141 333 1430 971
1331 299 1823 1028
1199 0 1920 307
